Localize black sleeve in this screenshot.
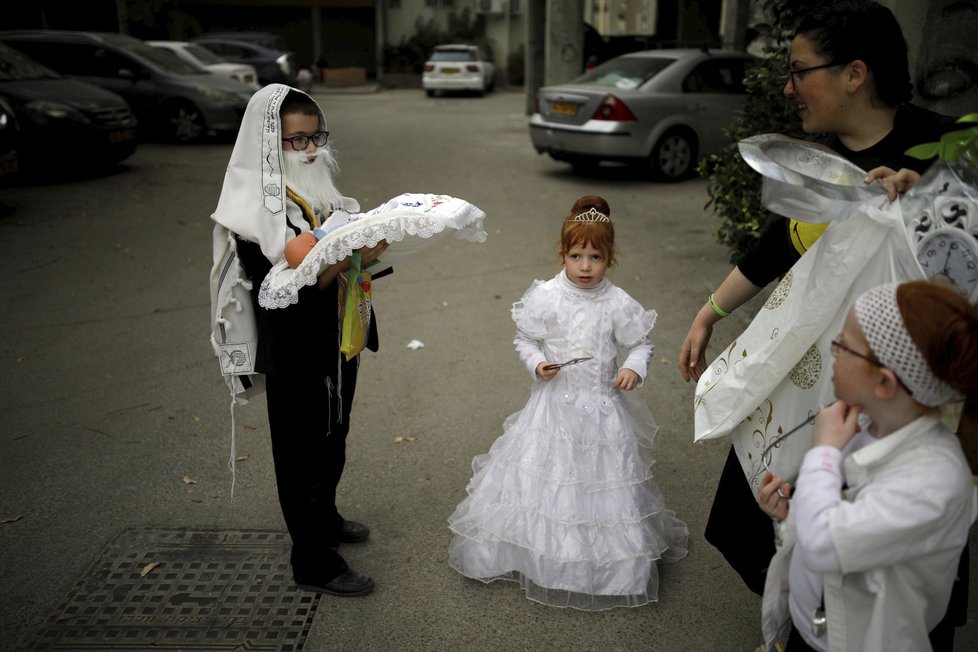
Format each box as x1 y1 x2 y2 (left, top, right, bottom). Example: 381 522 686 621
234 237 271 294
234 236 339 376
735 216 799 288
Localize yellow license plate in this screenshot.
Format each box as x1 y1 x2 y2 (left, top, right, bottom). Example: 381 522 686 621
110 129 136 143
551 101 578 116
441 67 459 75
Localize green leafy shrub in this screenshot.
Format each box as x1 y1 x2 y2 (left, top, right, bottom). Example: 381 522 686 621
383 8 493 74
906 113 978 165
697 1 806 264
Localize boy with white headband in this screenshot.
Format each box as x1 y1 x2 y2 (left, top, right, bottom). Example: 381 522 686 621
756 280 978 651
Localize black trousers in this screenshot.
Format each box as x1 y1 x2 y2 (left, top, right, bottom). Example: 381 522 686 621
704 445 775 596
265 357 359 583
706 445 969 651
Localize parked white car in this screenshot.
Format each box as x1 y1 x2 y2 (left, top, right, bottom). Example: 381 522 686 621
148 40 260 90
422 44 494 97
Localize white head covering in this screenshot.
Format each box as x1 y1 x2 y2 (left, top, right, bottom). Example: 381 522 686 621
854 283 962 406
210 83 358 265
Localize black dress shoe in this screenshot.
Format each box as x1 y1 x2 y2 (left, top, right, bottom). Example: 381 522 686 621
336 519 370 544
295 567 375 597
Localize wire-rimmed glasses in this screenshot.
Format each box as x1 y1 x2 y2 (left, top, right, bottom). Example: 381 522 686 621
760 405 829 498
760 409 823 475
831 339 913 395
830 339 881 366
282 130 329 151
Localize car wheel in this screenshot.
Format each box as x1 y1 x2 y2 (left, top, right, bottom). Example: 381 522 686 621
165 101 206 143
425 89 435 98
650 128 696 181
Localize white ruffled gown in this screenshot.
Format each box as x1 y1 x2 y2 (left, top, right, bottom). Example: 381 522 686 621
448 271 688 610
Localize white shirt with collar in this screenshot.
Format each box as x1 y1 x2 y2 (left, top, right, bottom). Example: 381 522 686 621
763 413 977 652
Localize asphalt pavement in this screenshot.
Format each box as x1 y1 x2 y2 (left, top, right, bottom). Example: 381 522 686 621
1 89 975 651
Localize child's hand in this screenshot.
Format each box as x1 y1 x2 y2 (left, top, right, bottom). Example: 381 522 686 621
358 240 389 264
535 362 559 381
756 471 791 522
813 401 861 450
613 368 639 391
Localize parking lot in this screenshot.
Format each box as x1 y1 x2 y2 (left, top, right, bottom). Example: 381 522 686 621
1 88 975 650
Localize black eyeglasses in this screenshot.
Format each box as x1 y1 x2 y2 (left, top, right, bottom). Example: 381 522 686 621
282 130 329 151
830 339 913 395
787 61 845 85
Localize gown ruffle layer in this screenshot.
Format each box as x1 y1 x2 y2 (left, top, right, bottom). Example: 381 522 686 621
448 274 687 610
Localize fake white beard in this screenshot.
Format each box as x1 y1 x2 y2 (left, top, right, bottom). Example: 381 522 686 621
283 147 343 213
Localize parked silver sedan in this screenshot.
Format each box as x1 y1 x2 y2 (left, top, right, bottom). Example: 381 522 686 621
529 49 755 180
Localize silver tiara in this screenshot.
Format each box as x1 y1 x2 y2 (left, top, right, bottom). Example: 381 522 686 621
573 208 610 223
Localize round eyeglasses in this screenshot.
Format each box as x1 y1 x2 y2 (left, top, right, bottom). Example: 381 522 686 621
282 130 329 151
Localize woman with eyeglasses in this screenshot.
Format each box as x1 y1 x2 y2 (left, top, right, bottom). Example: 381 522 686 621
676 1 966 647
680 0 957 388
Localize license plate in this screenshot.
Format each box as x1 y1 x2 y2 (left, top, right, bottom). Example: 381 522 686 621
110 129 136 143
441 67 459 75
550 101 578 116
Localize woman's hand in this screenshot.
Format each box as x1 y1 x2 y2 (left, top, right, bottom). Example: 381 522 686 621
865 166 921 202
756 471 792 522
679 315 713 382
812 401 861 450
678 268 762 383
535 362 559 381
613 368 640 391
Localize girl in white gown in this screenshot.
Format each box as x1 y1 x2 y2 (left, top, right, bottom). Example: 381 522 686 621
448 196 687 610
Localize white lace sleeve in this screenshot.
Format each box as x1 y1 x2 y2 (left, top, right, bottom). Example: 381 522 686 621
613 291 657 348
258 193 486 309
511 280 550 340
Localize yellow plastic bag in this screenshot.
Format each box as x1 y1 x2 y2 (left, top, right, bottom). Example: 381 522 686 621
338 253 373 361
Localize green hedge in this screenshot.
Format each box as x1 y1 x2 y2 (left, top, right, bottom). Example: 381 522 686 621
383 8 494 75
698 1 806 264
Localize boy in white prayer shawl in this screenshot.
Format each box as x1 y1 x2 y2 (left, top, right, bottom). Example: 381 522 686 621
210 84 387 596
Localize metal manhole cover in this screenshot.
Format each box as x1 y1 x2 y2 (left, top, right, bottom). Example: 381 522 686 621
27 527 318 650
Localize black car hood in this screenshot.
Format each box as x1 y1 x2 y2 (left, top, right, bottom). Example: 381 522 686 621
0 77 128 110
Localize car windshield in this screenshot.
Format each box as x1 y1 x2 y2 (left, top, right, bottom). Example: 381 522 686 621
572 56 675 90
153 47 206 71
128 41 206 75
0 43 60 81
185 43 224 65
431 50 476 62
